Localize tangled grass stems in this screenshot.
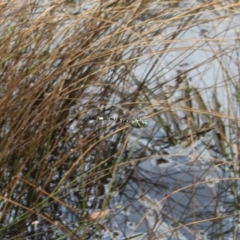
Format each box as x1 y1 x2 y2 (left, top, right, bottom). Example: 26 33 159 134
1 0 240 238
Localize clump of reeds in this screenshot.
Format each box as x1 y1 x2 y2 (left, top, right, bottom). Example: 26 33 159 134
1 0 240 239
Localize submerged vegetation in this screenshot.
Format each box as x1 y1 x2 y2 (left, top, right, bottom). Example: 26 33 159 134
1 0 240 239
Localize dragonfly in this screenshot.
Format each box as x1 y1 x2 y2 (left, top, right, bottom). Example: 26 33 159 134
95 116 148 129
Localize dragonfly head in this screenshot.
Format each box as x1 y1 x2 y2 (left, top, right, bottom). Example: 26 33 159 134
141 120 148 128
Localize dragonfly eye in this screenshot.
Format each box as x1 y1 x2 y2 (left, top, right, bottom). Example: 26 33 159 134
142 120 148 128
138 120 148 128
